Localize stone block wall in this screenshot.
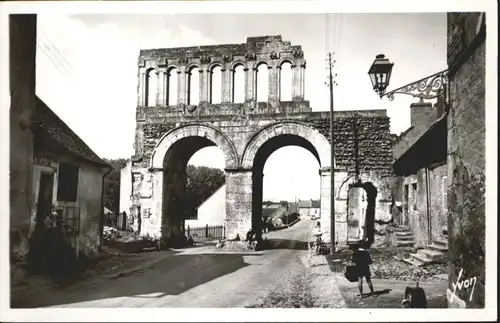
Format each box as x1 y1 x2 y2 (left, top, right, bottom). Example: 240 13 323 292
122 36 395 246
446 12 486 308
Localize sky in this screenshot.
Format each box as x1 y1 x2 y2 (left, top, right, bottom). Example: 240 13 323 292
34 13 447 202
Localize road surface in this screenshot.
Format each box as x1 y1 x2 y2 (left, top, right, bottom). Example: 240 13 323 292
12 218 345 308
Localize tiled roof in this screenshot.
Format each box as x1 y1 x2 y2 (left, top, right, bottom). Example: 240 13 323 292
298 200 311 208
33 96 110 167
298 199 320 209
311 200 321 208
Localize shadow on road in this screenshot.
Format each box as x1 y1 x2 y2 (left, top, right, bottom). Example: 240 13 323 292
11 252 261 308
265 239 309 251
372 288 392 296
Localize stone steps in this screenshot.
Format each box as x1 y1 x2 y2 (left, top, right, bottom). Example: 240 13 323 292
395 231 413 237
392 226 411 232
434 237 449 248
418 248 446 262
428 243 448 252
395 240 414 247
392 225 415 248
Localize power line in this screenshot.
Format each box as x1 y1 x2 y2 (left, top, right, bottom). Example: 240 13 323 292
37 41 73 80
37 27 76 76
37 37 74 78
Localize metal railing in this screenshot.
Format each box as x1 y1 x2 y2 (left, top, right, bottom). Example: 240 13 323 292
186 224 224 241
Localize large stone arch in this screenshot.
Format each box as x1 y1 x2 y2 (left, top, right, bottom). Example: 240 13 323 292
335 173 393 247
150 123 238 169
241 121 332 169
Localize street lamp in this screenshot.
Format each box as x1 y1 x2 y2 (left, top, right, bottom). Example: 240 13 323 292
368 54 449 106
368 54 394 97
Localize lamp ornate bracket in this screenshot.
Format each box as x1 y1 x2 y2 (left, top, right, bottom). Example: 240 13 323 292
381 69 449 101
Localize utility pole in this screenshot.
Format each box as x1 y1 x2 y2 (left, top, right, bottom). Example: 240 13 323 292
326 52 337 255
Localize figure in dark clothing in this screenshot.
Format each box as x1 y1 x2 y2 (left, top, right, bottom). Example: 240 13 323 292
351 243 375 297
246 228 257 249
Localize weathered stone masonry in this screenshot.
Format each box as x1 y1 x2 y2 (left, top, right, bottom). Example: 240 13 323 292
446 13 486 308
120 35 394 247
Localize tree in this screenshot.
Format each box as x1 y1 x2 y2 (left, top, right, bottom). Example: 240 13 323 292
184 165 225 217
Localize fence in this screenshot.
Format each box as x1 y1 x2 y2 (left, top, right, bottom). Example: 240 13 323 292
55 205 81 258
187 224 224 241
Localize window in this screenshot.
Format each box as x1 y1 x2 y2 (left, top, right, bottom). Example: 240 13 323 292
57 162 79 202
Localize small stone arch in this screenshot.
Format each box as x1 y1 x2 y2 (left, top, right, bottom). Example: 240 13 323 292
230 61 246 71
336 174 386 200
186 63 200 72
255 60 269 68
208 62 223 71
150 123 239 169
241 121 332 169
166 65 178 72
278 57 294 68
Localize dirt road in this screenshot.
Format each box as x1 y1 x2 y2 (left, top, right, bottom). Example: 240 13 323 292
12 219 345 308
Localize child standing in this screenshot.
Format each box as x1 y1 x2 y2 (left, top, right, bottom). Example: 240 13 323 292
352 242 375 297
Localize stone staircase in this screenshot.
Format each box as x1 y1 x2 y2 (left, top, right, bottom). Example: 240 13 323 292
392 226 415 247
403 225 449 267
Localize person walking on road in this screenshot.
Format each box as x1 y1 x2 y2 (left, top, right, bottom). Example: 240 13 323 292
311 221 323 255
352 242 375 298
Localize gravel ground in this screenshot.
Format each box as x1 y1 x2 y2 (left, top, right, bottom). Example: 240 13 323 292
245 254 316 308
246 253 346 308
326 247 447 282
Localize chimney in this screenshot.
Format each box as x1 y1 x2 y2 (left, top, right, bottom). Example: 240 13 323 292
410 101 439 131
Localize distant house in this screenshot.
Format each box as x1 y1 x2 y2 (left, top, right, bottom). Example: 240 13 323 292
185 184 226 229
262 205 287 229
392 101 448 249
298 199 321 219
30 96 112 258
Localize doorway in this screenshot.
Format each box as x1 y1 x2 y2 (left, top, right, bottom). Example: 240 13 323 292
36 172 54 229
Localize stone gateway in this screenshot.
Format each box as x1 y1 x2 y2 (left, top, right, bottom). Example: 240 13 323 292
120 35 394 247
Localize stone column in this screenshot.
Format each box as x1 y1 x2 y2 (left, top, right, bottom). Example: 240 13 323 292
319 167 332 244
177 67 187 105
199 68 208 103
319 167 348 246
228 68 234 102
299 61 306 100
154 70 161 106
250 67 257 101
268 63 279 101
291 63 300 100
157 69 168 106
221 67 231 103
244 67 250 102
224 169 253 240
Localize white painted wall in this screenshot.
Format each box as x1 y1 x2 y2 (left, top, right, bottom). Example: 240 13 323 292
185 184 226 228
